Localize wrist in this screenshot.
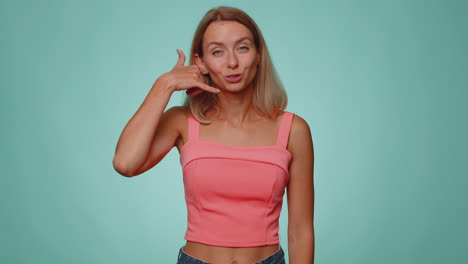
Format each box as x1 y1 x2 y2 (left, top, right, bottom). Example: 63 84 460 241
149 74 174 99
153 73 175 94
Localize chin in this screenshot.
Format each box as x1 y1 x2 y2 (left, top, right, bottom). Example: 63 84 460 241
224 84 250 93
229 79 255 90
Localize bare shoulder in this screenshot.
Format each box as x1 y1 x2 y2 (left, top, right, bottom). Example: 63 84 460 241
288 113 313 155
163 106 189 131
165 105 189 117
290 113 312 139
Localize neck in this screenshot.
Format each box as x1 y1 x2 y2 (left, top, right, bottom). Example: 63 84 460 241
212 84 257 126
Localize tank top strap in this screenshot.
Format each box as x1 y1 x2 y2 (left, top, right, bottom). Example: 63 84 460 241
187 114 200 141
276 111 295 148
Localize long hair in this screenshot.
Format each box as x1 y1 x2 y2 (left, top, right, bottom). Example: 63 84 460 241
182 6 287 124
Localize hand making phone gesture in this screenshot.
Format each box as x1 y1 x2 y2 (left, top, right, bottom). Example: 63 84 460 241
113 49 219 177
158 49 219 97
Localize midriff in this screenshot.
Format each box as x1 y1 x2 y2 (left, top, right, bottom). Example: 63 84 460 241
183 241 281 264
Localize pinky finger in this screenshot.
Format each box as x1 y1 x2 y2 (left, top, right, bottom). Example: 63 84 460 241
186 88 201 96
186 88 204 97
193 82 220 94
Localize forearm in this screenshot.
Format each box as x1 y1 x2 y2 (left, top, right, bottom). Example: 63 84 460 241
113 76 173 176
288 230 314 264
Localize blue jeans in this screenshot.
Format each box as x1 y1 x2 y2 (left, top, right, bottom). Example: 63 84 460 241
176 244 286 264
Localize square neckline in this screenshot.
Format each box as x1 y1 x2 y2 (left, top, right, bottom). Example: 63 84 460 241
180 136 293 157
180 111 294 155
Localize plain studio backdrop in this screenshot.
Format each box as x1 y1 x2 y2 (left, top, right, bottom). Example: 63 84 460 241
1 0 467 263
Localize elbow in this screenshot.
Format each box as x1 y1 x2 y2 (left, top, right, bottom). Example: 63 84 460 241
113 157 138 177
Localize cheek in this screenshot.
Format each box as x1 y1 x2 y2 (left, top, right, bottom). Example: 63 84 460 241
249 54 259 66
205 61 222 73
242 54 257 68
245 58 258 75
248 65 258 80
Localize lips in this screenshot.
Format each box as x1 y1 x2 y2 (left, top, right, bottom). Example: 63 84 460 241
224 74 243 83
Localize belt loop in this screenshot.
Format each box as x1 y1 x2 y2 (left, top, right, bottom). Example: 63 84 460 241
177 246 183 262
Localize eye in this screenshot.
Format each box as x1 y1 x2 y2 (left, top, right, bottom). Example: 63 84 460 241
239 46 249 51
212 50 222 56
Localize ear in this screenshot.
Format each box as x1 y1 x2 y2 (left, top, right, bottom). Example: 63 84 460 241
195 53 208 74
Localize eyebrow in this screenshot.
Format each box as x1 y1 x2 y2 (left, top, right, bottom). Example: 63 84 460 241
207 36 252 47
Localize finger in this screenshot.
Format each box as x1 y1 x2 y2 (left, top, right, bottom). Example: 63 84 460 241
186 88 202 97
195 64 209 75
188 65 202 73
191 89 204 97
175 49 186 67
197 71 205 82
185 82 219 96
195 82 220 94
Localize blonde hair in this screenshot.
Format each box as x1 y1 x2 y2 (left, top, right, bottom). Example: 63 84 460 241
182 6 287 124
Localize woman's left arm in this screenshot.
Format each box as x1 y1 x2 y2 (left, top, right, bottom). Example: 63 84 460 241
287 114 314 264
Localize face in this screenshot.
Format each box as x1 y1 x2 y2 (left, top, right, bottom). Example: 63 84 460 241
195 20 260 92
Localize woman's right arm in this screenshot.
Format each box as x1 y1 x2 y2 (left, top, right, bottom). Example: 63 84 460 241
112 49 219 177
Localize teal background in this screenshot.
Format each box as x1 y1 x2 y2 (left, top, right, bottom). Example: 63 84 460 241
1 0 467 263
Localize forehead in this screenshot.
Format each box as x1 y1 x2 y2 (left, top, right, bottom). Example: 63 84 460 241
203 20 254 46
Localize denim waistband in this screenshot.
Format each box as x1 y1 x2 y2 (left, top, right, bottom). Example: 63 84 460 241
177 244 285 264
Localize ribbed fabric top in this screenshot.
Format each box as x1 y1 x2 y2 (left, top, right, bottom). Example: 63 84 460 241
179 111 294 247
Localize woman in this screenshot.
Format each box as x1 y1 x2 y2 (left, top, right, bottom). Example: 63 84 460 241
113 6 314 264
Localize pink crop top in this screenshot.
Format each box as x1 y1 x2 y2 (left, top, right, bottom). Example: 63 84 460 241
179 111 294 247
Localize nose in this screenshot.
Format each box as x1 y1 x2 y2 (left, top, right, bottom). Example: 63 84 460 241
227 51 238 69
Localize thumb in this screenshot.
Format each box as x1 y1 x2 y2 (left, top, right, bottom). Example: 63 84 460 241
175 49 186 67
